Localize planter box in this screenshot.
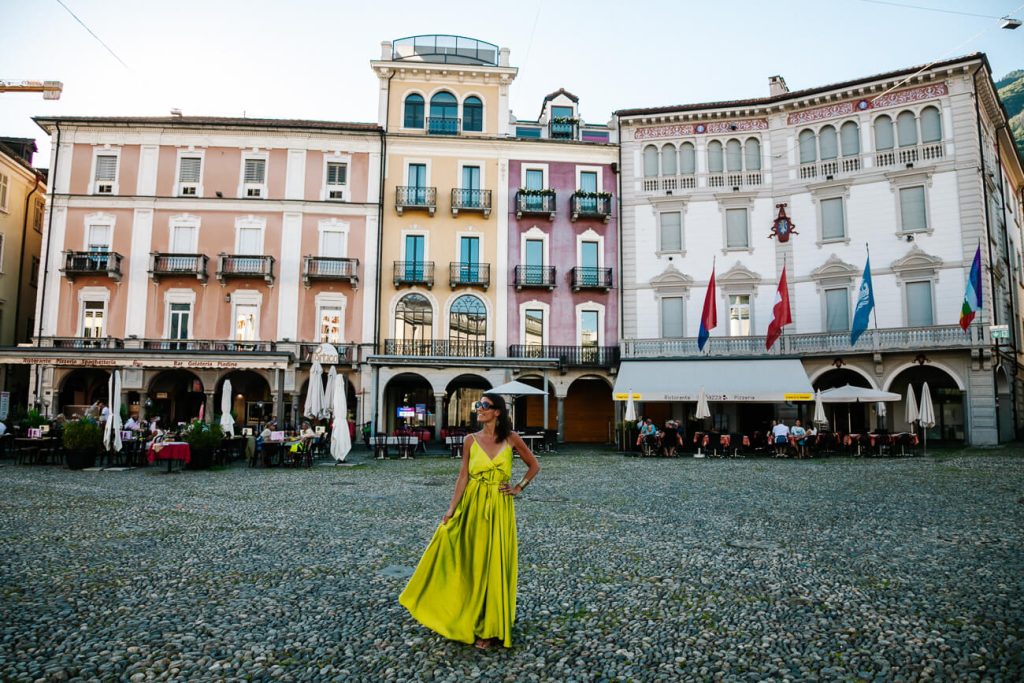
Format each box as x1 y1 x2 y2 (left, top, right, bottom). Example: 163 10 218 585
66 449 96 470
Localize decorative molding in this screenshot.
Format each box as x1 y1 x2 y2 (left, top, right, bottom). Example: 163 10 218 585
633 119 768 141
649 264 694 291
718 261 762 288
787 83 948 126
890 245 942 277
810 254 858 286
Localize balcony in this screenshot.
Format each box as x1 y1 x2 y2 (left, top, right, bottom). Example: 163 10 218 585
515 191 556 220
303 256 359 288
395 186 437 216
41 336 124 349
874 142 944 169
642 175 697 193
150 253 209 282
217 254 275 285
707 171 764 190
509 344 620 368
570 266 612 291
621 324 985 359
61 251 124 282
570 193 612 222
549 119 578 140
141 339 276 352
383 339 495 357
514 265 556 290
299 342 358 364
799 156 862 180
427 117 460 136
449 262 490 289
450 188 492 218
393 261 435 288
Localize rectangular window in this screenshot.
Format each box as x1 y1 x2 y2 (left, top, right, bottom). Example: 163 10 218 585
326 162 347 200
525 309 544 347
659 212 682 252
579 171 598 193
515 127 542 139
725 208 749 249
237 226 261 254
319 307 342 344
551 106 574 119
82 301 105 338
824 288 849 332
460 236 480 282
580 310 599 348
906 281 933 326
900 186 927 232
462 165 480 190
320 230 346 258
0 173 8 211
821 197 846 240
235 304 258 341
661 297 684 338
404 234 425 280
409 163 427 204
243 157 266 197
729 294 750 336
178 156 201 196
171 224 196 253
94 154 117 193
33 198 44 232
88 224 111 251
525 169 544 190
525 239 544 284
169 303 190 340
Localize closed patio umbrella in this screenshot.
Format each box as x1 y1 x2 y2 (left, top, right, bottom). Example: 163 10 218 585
695 386 711 420
103 369 123 454
918 381 936 456
622 391 636 453
220 379 235 437
331 377 351 463
304 360 323 419
813 390 827 427
905 386 919 429
323 365 337 420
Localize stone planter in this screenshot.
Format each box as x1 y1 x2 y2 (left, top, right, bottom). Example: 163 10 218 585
65 449 97 470
186 447 213 470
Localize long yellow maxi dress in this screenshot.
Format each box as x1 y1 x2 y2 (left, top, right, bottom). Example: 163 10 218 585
399 439 518 647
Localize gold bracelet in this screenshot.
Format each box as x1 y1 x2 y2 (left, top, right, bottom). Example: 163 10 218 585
516 477 530 490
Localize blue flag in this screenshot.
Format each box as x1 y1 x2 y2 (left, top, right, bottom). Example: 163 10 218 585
850 256 875 345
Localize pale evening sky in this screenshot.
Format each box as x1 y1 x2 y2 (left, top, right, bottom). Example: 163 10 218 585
1 0 1022 166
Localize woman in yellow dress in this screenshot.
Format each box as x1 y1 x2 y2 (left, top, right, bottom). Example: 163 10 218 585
399 392 541 649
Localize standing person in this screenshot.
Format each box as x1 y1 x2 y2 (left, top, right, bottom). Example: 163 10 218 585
661 419 680 457
790 419 807 458
772 419 790 457
400 392 540 650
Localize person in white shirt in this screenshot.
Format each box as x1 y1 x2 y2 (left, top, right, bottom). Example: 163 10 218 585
98 401 110 425
789 419 807 458
124 415 140 432
771 419 791 457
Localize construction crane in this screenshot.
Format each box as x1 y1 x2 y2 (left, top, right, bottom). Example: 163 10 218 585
0 80 63 99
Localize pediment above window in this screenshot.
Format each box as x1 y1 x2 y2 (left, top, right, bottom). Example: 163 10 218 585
649 264 693 292
891 245 942 277
810 253 858 286
718 261 762 288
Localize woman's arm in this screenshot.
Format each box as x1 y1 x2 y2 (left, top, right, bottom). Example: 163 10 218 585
500 432 541 497
442 434 473 523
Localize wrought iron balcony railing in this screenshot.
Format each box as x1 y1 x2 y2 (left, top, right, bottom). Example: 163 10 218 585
515 191 556 220
150 253 209 282
299 342 358 363
571 266 613 291
62 251 124 282
509 344 620 368
570 193 612 222
216 254 275 285
426 117 461 135
451 188 492 217
303 256 359 288
383 339 495 357
514 265 556 290
141 339 276 352
395 186 437 216
393 261 435 288
449 262 490 289
42 336 124 349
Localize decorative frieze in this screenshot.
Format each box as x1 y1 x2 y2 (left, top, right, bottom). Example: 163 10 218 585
633 118 768 141
787 83 948 126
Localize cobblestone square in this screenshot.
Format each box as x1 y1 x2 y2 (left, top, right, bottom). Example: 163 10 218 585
1 450 1022 681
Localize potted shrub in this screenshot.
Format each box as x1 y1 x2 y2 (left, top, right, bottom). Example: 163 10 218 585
181 420 224 470
62 417 103 469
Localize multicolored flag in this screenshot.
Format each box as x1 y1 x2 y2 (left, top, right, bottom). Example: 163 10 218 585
850 255 875 345
697 267 717 351
959 246 982 331
765 266 792 350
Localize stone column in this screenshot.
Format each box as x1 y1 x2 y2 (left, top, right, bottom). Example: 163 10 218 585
557 396 566 443
290 393 300 430
274 368 284 424
204 391 215 423
137 392 148 421
434 392 446 439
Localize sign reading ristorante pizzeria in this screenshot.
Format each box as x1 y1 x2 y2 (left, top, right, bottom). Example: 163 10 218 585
7 356 289 370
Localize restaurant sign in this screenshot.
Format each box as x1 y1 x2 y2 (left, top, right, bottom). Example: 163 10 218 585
311 342 340 365
613 392 642 401
4 356 289 370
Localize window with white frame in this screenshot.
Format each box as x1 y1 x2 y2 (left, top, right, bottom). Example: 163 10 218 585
0 172 8 211
899 186 928 233
820 197 846 241
241 156 267 198
87 222 112 252
728 294 750 335
320 227 347 258
579 309 600 347
170 220 198 253
659 211 683 252
661 296 684 338
93 152 118 194
235 303 258 341
725 208 749 249
177 155 202 196
524 308 544 348
906 281 933 326
319 306 343 344
824 287 849 332
325 161 348 200
82 301 105 338
168 302 191 340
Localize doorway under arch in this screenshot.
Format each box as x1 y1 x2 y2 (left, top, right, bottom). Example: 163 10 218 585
216 371 272 428
57 368 110 417
564 377 614 443
383 373 434 434
148 370 205 427
888 365 964 443
445 374 491 431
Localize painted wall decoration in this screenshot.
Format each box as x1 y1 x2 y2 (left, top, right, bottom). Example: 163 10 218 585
786 83 948 126
768 204 797 243
633 118 768 141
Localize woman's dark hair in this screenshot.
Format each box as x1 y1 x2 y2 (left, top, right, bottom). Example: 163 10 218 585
482 392 513 443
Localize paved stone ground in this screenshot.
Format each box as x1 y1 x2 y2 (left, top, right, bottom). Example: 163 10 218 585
1 447 1022 682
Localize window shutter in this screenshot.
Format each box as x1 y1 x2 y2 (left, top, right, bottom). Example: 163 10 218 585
799 130 817 163
897 111 918 147
819 126 838 160
95 155 118 181
172 225 196 252
825 288 849 332
821 197 845 240
660 146 677 176
726 209 748 248
744 139 761 170
88 224 111 250
725 139 742 172
680 143 696 174
920 107 942 143
874 117 894 150
707 141 724 173
244 158 266 183
643 146 659 177
327 162 347 185
900 187 927 232
179 157 201 182
906 281 933 326
321 230 345 257
659 212 682 251
661 297 684 338
840 121 860 156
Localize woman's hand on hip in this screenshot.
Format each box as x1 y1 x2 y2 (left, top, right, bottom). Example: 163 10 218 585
499 483 522 497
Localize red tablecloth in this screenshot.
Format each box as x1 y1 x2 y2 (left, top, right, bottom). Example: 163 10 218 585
147 442 191 465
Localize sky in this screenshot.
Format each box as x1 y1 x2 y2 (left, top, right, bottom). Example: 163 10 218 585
2 0 1022 167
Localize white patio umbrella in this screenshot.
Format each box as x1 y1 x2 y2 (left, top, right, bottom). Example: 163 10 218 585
103 369 123 454
819 384 901 433
487 380 547 428
876 400 887 431
622 391 636 453
304 360 323 419
918 381 936 456
812 390 827 427
323 365 337 420
695 386 711 420
220 378 235 437
330 376 351 463
905 386 919 429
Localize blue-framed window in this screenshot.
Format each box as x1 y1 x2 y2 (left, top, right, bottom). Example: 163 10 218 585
463 96 483 132
404 94 424 128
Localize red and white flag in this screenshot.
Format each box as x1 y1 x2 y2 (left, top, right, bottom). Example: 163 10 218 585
765 266 792 350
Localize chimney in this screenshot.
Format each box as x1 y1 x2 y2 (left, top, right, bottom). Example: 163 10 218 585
499 47 510 67
769 75 789 97
381 41 392 60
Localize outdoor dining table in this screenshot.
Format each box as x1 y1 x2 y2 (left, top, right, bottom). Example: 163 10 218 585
14 437 59 465
147 441 191 472
517 434 543 456
370 436 418 459
445 435 465 458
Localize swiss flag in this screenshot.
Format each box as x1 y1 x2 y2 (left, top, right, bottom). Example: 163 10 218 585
765 266 792 350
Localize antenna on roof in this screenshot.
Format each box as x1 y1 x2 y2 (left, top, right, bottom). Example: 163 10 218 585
170 108 182 117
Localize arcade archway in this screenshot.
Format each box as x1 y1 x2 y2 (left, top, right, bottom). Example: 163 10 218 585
58 368 109 417
445 374 491 431
564 376 614 443
147 370 205 427
216 371 272 428
888 365 964 443
383 373 434 434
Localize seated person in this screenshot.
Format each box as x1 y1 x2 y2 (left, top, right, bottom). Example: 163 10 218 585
661 420 680 457
299 421 316 449
639 418 659 453
790 419 807 458
124 414 141 432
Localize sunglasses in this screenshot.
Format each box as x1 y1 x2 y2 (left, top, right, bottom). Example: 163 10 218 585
474 401 495 410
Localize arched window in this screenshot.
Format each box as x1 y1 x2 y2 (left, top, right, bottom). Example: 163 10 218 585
840 121 860 156
449 295 487 350
920 106 942 143
819 125 838 160
397 294 432 341
725 139 743 172
643 145 660 177
744 138 761 171
429 91 458 134
463 96 483 132
799 129 817 163
897 111 918 147
680 142 696 174
661 144 677 176
707 140 724 173
874 115 894 151
404 94 424 128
